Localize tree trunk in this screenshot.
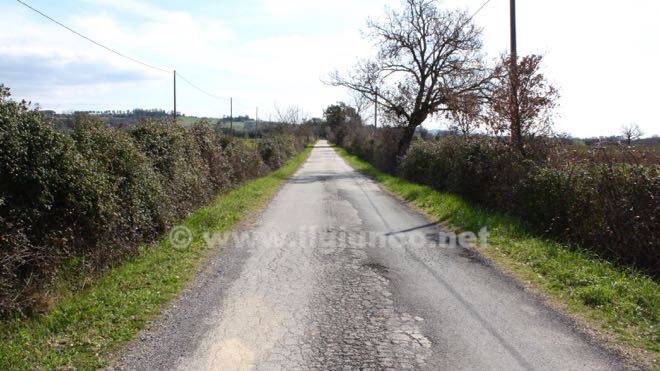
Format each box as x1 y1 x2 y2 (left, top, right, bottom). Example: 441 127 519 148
397 125 418 158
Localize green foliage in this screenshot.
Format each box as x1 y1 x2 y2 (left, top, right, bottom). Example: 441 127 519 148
189 125 233 192
518 162 658 271
398 138 660 275
331 123 402 171
0 86 315 317
257 135 296 169
223 139 270 183
0 92 113 314
72 119 169 242
0 147 313 369
129 121 213 216
324 102 362 146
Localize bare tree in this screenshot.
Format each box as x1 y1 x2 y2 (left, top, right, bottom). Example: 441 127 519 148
274 105 305 125
620 123 643 145
330 0 489 156
350 92 373 125
484 54 558 151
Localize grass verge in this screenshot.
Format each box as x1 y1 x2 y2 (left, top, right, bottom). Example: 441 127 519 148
0 146 313 370
334 146 658 367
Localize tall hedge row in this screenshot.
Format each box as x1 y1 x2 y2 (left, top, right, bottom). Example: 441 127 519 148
335 125 659 276
0 90 312 316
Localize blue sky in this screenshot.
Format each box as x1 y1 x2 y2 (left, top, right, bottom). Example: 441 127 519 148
1 0 658 137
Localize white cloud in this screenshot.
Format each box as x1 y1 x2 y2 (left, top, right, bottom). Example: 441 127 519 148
1 1 240 114
261 0 391 19
436 0 660 137
82 0 176 20
3 0 658 135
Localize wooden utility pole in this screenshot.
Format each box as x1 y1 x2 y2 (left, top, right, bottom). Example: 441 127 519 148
173 70 177 122
255 107 259 134
509 0 523 152
510 0 517 60
230 97 233 135
374 88 378 128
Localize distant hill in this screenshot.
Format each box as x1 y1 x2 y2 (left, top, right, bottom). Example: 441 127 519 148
42 109 271 132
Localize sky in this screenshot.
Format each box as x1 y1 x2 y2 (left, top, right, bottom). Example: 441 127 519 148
0 0 658 138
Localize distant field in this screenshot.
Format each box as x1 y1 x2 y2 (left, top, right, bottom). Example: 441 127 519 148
177 117 258 133
176 116 220 126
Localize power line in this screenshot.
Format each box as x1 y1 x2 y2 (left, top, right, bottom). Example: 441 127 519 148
16 0 171 74
16 0 232 116
176 72 225 101
470 0 494 20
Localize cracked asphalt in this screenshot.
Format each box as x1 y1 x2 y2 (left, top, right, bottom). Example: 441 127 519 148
115 140 626 370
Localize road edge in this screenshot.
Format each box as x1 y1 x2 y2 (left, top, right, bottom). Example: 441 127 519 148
0 144 316 370
332 144 656 369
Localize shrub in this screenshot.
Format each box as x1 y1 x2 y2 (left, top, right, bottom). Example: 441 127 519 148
129 121 213 217
258 135 296 169
396 136 660 276
518 162 659 271
0 85 315 317
71 118 169 245
189 125 233 192
223 138 269 183
337 125 401 172
0 93 114 314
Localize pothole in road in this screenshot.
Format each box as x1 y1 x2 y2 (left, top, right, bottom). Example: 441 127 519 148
361 262 390 275
457 248 488 265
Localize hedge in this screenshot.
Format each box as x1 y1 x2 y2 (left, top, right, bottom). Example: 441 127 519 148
333 123 659 276
0 87 313 316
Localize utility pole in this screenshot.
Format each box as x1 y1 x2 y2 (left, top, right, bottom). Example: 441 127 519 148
255 106 259 135
509 0 523 152
374 88 378 128
173 70 177 122
230 97 233 135
510 0 517 61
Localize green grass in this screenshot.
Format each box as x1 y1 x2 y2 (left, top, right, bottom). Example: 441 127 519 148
241 138 258 150
334 146 659 367
176 116 222 126
0 146 313 370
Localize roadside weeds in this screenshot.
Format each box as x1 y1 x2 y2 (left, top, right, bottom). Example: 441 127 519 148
0 146 314 370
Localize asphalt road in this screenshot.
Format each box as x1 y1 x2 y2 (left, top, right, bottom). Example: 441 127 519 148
116 140 625 370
